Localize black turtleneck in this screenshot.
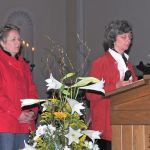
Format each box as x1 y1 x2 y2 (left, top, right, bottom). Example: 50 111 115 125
122 53 128 66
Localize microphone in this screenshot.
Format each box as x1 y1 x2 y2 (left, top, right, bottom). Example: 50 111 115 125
124 70 131 81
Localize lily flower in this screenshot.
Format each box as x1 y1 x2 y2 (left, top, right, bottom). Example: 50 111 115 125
84 141 94 149
47 124 56 135
34 125 48 140
82 130 101 143
84 141 100 150
20 99 46 107
63 146 71 150
34 124 56 141
22 140 36 150
79 80 105 93
66 97 85 116
45 73 63 90
93 144 100 150
41 100 52 112
41 102 48 112
65 127 83 145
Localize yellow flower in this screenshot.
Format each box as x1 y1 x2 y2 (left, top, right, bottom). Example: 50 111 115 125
79 122 88 129
79 134 87 143
40 112 53 123
65 103 71 112
50 98 58 104
54 112 67 119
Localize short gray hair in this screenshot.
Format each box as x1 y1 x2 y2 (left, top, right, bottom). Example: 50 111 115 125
103 20 133 51
0 24 20 41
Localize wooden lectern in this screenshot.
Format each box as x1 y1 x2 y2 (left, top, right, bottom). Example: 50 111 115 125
106 75 150 150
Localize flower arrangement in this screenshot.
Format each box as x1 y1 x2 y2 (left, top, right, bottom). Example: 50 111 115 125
21 36 105 150
21 73 105 150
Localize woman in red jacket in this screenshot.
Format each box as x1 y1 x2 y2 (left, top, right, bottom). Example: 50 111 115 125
0 24 38 150
86 20 137 150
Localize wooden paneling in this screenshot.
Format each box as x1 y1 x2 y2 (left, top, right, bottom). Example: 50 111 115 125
122 125 133 150
112 125 122 150
145 126 150 150
111 111 150 125
133 125 144 150
112 96 150 110
112 125 150 150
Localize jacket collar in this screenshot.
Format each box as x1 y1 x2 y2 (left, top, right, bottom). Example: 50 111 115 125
1 48 19 60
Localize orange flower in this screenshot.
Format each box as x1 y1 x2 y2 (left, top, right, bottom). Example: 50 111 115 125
54 112 67 119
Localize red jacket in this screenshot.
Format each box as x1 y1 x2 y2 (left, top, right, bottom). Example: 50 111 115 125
0 49 38 133
86 51 137 140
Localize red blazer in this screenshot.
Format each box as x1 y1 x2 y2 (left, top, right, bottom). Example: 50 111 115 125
86 52 137 140
0 49 38 133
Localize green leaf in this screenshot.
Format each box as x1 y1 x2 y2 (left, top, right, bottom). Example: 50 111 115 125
71 77 100 87
62 89 70 96
78 77 100 82
62 72 75 80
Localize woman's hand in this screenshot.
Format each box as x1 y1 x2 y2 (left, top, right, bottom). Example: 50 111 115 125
18 111 36 124
116 80 133 89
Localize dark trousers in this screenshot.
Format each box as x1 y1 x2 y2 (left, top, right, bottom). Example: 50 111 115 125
0 133 29 150
96 139 111 150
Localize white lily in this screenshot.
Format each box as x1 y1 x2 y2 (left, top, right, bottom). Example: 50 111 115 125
84 141 100 150
45 73 63 90
66 97 85 116
41 101 52 112
63 146 71 150
79 80 105 93
84 140 94 149
41 102 48 112
47 124 56 135
93 144 100 150
82 130 101 143
33 125 48 141
22 140 36 150
20 99 46 107
65 127 83 145
34 124 56 141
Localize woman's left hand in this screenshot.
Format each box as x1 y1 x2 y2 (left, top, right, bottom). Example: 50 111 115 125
116 80 133 89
